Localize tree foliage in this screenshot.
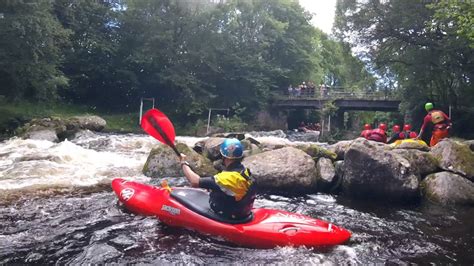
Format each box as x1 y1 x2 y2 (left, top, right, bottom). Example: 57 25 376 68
0 0 375 128
334 0 473 137
0 1 70 101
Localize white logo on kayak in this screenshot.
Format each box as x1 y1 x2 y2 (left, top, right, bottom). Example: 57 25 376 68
260 212 316 224
161 204 181 216
120 188 135 201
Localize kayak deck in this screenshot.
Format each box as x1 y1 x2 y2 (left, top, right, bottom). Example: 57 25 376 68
112 178 351 248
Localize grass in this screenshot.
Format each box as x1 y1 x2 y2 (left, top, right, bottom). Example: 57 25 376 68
0 100 142 137
101 113 141 133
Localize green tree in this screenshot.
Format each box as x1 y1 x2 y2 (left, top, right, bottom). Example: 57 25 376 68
117 0 322 121
53 0 130 109
430 0 474 48
0 1 70 101
334 0 473 137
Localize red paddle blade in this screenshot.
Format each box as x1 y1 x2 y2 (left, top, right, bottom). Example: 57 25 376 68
141 108 176 145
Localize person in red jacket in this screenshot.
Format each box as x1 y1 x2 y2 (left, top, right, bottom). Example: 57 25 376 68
387 124 401 144
368 123 387 143
417 102 452 147
399 124 418 139
360 123 372 139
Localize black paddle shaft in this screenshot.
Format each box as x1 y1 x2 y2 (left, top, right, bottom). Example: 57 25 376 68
147 116 181 157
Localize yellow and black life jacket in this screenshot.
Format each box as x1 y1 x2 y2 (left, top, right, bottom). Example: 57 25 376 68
214 168 252 201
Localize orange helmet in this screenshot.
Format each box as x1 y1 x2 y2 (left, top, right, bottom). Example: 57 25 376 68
364 123 372 130
392 125 401 133
379 123 387 131
403 124 411 131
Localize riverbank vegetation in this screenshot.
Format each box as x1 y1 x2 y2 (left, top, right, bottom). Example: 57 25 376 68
0 100 139 139
0 0 472 138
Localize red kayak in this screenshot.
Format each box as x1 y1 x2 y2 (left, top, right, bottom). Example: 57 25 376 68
112 178 351 249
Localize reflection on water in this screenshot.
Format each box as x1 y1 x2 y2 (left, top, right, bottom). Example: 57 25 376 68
0 133 472 264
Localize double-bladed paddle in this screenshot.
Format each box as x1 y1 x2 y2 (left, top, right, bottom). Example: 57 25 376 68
141 108 180 157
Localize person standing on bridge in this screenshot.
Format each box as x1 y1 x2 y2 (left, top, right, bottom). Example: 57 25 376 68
295 85 301 97
417 102 452 147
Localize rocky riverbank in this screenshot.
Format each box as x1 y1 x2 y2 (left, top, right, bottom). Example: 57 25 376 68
144 136 474 206
15 115 474 206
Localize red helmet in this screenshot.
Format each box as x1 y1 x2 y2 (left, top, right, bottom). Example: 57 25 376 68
364 123 372 130
409 131 418 138
379 123 387 131
392 125 401 133
403 124 411 131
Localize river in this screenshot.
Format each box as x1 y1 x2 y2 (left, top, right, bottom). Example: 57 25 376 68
0 132 472 264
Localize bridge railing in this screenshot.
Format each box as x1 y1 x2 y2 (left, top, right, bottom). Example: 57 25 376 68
277 88 399 101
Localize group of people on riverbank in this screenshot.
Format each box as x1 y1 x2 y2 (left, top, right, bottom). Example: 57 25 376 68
360 102 452 147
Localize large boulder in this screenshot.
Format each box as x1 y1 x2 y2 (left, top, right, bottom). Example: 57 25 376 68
295 143 337 161
334 160 345 186
315 158 338 192
66 115 106 131
18 115 107 142
199 137 225 160
254 137 290 152
421 171 474 205
464 140 474 151
430 139 474 180
243 147 317 192
342 138 420 202
18 117 66 141
242 142 262 158
328 140 354 160
143 143 217 178
24 129 59 142
392 149 439 177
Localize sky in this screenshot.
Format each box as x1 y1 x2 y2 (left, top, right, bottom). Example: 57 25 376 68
298 0 337 34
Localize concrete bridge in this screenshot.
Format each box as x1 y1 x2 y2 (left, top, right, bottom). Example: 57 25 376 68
274 90 400 111
273 89 401 130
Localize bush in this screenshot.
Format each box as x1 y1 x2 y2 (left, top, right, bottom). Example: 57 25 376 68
214 115 248 132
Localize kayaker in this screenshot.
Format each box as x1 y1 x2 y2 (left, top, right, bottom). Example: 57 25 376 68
360 123 372 139
367 123 387 143
387 124 401 144
417 102 452 146
180 138 256 220
399 124 418 139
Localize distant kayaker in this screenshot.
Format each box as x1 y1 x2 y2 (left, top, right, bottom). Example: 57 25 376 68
387 124 401 144
367 123 387 143
399 124 418 139
180 138 256 220
417 102 452 146
360 123 372 139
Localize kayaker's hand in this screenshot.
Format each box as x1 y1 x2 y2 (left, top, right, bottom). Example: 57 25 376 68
180 153 187 163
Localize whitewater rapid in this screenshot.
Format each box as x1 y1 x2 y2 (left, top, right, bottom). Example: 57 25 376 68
0 132 209 193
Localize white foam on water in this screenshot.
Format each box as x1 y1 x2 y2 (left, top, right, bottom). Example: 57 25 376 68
0 137 149 191
335 245 359 264
307 194 337 203
0 133 315 193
